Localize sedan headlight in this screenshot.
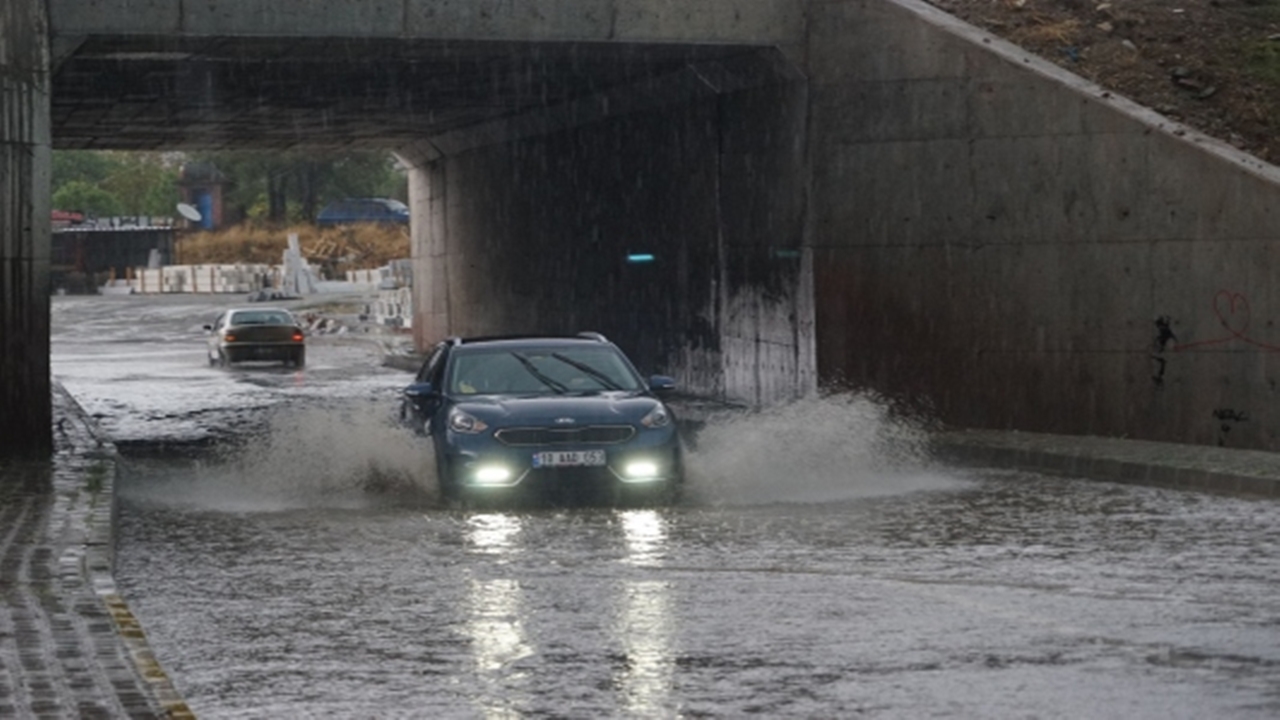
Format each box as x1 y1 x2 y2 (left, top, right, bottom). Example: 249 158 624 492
448 409 489 434
640 405 670 428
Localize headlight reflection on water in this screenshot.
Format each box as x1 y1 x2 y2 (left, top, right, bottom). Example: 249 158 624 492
458 511 678 716
465 577 533 719
619 509 667 566
466 513 522 554
617 510 676 714
464 514 532 718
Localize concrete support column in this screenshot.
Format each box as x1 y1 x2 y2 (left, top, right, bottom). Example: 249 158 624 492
396 145 452 351
1 0 53 459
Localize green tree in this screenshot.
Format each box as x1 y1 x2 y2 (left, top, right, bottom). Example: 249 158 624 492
52 150 180 217
52 180 125 217
187 150 406 225
99 152 181 216
52 150 118 187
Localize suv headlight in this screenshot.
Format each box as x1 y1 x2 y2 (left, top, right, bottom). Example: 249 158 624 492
640 405 670 428
448 409 489 434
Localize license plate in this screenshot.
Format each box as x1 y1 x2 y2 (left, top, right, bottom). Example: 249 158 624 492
532 450 606 468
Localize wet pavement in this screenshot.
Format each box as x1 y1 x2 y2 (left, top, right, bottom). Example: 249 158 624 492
2 292 1279 718
0 385 190 719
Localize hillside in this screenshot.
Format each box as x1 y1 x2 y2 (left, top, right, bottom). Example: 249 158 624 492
930 0 1280 164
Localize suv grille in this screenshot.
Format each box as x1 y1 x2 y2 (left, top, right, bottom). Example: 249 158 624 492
495 425 636 446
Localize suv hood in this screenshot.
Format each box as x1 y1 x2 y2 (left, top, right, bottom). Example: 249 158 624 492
453 392 663 426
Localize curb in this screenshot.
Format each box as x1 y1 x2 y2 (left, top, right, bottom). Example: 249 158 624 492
55 384 197 718
932 429 1280 498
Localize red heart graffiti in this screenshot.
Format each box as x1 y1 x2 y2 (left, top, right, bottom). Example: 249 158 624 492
1213 290 1251 338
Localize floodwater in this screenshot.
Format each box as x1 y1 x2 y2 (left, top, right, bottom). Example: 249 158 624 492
52 293 1280 718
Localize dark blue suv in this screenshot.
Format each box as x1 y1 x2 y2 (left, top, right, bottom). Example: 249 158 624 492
400 334 684 505
315 197 409 226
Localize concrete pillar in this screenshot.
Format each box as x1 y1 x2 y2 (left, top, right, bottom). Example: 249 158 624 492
396 145 451 351
0 0 53 459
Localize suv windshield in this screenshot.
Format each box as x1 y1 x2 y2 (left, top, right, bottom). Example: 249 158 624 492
447 346 643 395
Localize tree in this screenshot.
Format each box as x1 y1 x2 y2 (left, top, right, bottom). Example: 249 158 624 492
51 150 180 217
187 150 407 225
100 152 181 216
52 180 125 217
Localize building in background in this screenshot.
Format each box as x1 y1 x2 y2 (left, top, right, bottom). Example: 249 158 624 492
51 216 175 294
177 162 227 230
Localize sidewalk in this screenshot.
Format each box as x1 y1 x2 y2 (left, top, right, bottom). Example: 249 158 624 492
0 384 191 719
932 428 1280 497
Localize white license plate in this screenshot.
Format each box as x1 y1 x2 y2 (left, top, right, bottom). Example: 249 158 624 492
532 450 606 468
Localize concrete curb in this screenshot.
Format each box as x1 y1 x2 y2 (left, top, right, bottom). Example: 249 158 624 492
54 384 196 718
932 429 1280 498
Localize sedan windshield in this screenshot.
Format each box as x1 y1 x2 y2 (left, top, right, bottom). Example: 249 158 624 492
448 347 643 395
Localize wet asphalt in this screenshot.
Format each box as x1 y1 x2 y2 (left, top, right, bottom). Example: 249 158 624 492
34 292 1280 718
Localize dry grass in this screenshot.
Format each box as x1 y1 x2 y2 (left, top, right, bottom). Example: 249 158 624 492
1010 17 1082 46
177 223 410 274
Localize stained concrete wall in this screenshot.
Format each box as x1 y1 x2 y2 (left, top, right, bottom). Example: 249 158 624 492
402 61 812 405
807 0 1280 449
1 0 53 459
48 0 804 57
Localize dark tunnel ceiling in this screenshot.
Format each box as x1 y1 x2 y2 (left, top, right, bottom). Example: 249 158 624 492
52 36 765 151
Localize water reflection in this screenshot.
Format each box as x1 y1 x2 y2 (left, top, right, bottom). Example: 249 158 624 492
466 513 523 555
619 509 667 566
465 513 531 718
616 510 676 713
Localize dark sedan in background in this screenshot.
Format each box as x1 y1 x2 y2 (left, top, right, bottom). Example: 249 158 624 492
204 307 306 367
400 334 684 506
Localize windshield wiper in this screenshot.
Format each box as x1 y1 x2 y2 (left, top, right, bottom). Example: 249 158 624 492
510 352 568 394
550 353 624 391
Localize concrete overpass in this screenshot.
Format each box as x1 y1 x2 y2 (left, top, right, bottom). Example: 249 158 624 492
5 0 1280 459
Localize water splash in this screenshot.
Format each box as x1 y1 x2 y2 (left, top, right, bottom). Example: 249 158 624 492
121 400 436 512
684 392 959 506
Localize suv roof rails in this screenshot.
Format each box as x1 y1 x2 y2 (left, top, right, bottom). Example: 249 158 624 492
446 333 608 346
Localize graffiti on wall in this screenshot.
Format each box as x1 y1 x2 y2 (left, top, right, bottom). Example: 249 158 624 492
1150 315 1177 387
1174 290 1280 354
1212 408 1249 446
1152 290 1276 446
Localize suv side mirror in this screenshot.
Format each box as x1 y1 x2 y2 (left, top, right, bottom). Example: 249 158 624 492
649 375 676 394
404 381 437 398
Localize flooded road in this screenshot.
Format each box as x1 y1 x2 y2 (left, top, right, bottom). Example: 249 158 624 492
52 294 1280 718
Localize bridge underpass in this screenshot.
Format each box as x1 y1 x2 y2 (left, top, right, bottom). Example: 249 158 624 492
5 0 1280 461
3 0 810 458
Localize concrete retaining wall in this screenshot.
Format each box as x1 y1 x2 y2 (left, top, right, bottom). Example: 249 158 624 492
807 0 1280 450
404 59 813 405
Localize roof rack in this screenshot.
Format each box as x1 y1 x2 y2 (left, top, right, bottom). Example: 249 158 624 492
577 332 608 343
